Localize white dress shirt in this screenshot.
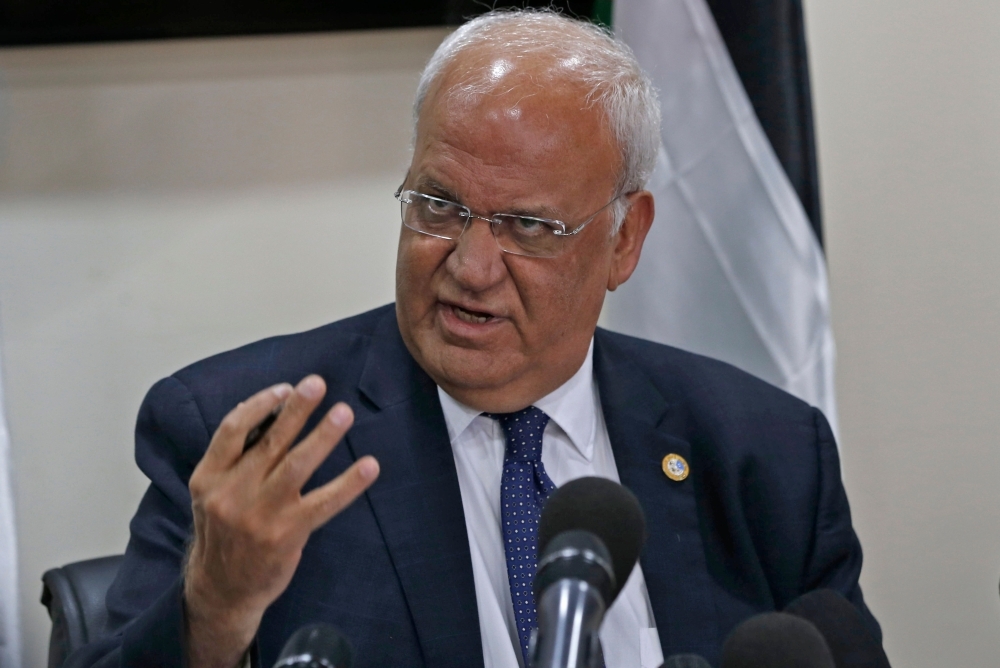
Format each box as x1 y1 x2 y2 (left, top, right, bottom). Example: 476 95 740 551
438 340 664 668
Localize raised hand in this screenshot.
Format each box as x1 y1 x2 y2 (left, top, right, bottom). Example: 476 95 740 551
183 376 379 668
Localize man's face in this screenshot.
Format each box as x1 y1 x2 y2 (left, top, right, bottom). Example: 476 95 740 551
395 59 648 411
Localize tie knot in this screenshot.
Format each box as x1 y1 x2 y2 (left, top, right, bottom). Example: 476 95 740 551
486 406 550 462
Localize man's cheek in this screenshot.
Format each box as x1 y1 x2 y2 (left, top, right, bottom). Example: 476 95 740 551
408 237 450 276
397 243 429 290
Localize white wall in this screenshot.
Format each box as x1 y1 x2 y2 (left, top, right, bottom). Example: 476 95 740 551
0 28 447 667
0 3 998 667
804 1 1000 665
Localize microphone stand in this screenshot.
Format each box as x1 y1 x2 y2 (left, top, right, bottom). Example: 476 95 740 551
531 578 606 668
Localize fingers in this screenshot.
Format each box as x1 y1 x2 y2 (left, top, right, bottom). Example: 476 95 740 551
274 402 355 491
203 383 292 470
200 374 376 533
245 375 327 468
262 398 376 531
300 456 380 532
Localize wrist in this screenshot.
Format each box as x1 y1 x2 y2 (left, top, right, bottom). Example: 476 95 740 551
183 569 262 668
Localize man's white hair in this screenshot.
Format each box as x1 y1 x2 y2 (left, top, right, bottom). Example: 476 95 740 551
413 8 661 233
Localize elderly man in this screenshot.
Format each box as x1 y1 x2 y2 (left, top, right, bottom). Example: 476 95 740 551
84 9 878 668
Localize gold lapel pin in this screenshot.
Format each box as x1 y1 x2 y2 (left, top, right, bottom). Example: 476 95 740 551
662 453 689 482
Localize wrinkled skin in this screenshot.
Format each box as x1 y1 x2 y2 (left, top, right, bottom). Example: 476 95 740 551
184 380 379 668
396 54 655 412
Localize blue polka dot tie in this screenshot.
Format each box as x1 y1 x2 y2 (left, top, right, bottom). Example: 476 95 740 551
487 406 558 667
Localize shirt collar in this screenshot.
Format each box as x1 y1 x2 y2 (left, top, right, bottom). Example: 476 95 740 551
437 339 597 462
438 384 483 443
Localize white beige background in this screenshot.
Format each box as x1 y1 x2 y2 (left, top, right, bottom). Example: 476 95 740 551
0 1 998 666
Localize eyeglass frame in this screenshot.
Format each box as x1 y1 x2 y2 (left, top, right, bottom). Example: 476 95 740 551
393 183 628 258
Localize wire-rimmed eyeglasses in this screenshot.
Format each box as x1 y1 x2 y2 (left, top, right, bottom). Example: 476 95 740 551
394 185 623 258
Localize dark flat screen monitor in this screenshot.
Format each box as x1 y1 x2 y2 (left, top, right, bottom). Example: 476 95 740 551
0 0 599 47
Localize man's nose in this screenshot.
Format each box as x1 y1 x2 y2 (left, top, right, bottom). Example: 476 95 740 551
447 217 507 290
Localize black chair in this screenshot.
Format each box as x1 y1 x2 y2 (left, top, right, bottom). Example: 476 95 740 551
40 555 124 668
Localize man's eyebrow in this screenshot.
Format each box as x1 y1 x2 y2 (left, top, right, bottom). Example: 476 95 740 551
412 176 565 220
503 204 563 220
413 177 460 201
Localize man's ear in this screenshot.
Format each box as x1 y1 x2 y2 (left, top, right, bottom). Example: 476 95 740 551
607 190 655 291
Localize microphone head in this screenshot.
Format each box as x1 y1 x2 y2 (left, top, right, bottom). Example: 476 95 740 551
274 623 353 668
721 612 835 668
535 529 616 604
538 477 646 604
662 654 713 668
784 589 890 668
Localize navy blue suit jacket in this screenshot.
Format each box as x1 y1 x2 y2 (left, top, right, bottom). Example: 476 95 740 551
82 304 878 668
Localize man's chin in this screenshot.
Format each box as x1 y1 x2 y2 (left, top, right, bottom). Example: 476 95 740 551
424 342 524 394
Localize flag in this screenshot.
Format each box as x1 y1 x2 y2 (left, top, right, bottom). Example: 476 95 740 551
0 334 20 668
605 0 838 436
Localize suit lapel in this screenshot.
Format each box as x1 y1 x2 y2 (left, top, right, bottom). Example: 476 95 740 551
594 330 721 659
346 311 484 668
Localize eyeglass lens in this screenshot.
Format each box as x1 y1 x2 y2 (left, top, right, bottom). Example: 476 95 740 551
400 192 565 257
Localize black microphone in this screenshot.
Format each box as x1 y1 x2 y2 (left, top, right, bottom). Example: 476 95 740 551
531 477 647 668
784 589 890 668
273 623 353 668
721 612 835 668
662 653 712 668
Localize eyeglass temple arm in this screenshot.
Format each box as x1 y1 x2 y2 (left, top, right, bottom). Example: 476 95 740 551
554 193 632 236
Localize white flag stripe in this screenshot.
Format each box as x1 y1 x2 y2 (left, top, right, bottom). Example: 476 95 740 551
0 334 21 668
607 0 838 435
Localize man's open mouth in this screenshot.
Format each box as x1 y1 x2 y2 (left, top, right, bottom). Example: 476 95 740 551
451 304 495 324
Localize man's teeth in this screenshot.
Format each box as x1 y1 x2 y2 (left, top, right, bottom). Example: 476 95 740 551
454 306 491 324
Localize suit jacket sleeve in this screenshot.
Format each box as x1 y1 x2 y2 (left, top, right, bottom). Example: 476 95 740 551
77 375 211 668
802 407 882 640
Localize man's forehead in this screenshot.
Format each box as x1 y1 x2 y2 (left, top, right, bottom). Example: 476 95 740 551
418 60 613 158
437 44 595 103
410 45 620 212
